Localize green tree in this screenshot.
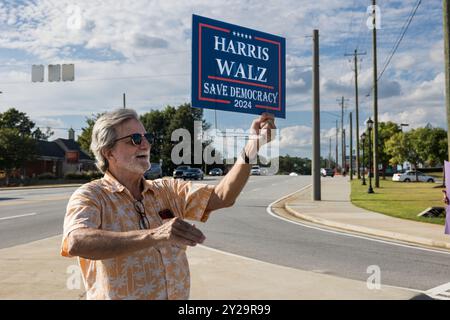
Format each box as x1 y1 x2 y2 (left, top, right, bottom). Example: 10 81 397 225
140 109 168 165
142 103 211 175
77 113 104 158
0 108 42 184
0 128 37 184
33 127 54 141
378 121 401 178
419 125 447 166
278 155 311 175
0 108 35 134
385 132 407 167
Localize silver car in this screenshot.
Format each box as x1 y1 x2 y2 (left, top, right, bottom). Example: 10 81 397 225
392 171 435 183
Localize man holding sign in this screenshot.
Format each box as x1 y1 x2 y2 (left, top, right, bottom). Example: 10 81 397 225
61 108 275 299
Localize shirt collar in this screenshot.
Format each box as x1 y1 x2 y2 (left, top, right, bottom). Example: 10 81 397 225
103 171 154 194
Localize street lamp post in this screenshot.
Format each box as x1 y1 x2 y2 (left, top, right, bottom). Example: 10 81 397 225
367 118 374 194
361 132 366 186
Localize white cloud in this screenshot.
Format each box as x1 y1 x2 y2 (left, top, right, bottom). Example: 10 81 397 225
0 0 445 159
379 106 444 129
279 125 312 153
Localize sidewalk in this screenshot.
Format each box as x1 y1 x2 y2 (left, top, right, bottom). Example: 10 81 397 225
0 236 418 300
283 176 450 251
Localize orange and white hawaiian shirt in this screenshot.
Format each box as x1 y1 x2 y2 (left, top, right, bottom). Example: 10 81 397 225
61 171 214 300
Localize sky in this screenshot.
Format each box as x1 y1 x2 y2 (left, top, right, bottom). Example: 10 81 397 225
0 0 445 159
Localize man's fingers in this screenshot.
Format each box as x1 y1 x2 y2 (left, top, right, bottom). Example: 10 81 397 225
171 234 198 247
171 218 205 242
173 224 205 242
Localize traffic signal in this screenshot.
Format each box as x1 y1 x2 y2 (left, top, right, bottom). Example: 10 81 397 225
31 64 75 82
48 64 61 82
62 64 75 81
31 65 44 82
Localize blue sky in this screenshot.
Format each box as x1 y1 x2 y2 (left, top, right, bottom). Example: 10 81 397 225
0 0 445 158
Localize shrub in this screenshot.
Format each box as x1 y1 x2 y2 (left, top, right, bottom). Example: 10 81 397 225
64 171 103 180
37 172 57 180
64 172 89 180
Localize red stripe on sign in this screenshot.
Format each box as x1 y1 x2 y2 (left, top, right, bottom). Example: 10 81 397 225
200 97 231 104
200 23 230 33
255 105 280 110
254 36 279 45
208 75 274 90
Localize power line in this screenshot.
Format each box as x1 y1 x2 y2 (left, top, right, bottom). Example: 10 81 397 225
377 0 422 82
364 0 422 98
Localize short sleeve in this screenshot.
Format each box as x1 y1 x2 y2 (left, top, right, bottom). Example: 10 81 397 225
166 179 214 222
60 185 102 257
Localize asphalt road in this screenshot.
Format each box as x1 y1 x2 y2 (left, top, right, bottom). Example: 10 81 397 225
0 175 449 293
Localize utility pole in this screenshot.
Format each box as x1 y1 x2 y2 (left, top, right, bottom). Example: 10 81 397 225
336 120 339 170
337 96 349 174
350 111 353 180
443 0 450 159
329 137 332 168
343 128 346 174
312 29 321 200
345 49 366 179
372 0 380 187
123 93 126 109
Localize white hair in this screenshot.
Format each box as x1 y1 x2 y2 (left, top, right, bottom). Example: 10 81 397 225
90 109 139 173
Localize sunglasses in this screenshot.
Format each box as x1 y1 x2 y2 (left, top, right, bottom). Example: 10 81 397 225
114 133 154 146
134 200 150 230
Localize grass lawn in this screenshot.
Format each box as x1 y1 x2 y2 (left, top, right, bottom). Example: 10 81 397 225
351 179 446 225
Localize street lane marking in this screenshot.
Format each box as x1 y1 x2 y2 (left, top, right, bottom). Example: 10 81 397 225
426 282 450 300
266 185 450 257
0 195 71 207
0 212 38 221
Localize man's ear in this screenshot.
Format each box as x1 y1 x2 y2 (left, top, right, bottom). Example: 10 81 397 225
103 148 114 163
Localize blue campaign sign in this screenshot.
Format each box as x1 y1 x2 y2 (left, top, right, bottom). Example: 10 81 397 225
192 14 286 118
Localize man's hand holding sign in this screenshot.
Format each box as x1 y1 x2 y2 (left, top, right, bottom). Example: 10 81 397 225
205 112 276 212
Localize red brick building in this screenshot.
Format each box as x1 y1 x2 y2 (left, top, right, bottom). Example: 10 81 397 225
24 136 96 179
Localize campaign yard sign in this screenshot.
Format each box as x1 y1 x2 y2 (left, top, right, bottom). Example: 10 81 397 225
192 14 286 118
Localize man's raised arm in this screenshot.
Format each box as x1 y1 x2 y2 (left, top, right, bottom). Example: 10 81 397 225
206 113 276 212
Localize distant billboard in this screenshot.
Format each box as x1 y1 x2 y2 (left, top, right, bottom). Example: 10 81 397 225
192 15 285 118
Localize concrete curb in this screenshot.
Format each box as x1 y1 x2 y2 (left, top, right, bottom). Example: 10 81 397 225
281 186 450 251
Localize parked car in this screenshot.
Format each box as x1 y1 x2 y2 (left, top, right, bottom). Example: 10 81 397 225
250 165 261 175
209 168 223 176
321 168 334 177
183 168 204 180
173 165 190 179
392 171 435 183
144 163 162 180
289 172 299 176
